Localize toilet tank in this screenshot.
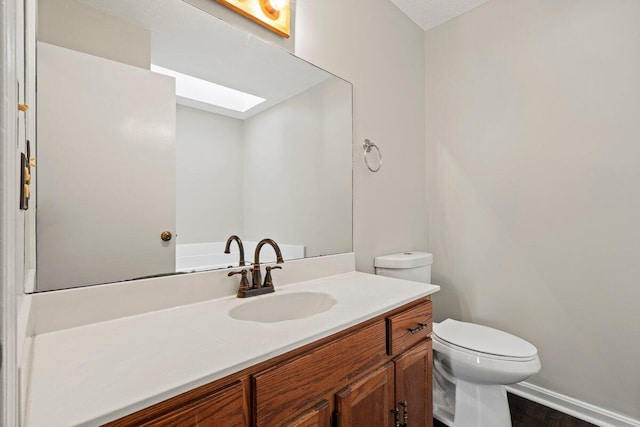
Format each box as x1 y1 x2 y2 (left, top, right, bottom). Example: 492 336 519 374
374 252 433 283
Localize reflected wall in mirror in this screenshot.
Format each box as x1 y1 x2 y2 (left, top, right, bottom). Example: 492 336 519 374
34 0 353 292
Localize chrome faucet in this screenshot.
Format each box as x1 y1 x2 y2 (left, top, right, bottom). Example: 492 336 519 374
224 235 246 267
251 238 284 288
228 238 284 298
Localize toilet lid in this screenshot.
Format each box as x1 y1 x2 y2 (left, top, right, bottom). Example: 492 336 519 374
433 319 538 359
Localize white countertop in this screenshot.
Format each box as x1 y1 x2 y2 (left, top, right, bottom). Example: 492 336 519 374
25 271 439 427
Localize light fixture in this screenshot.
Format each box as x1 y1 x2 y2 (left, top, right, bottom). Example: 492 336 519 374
267 0 288 12
260 0 283 19
217 0 290 38
150 65 265 113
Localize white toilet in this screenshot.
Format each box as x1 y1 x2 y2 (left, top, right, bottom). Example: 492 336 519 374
374 252 541 427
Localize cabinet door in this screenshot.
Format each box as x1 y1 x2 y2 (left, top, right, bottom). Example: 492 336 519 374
394 340 433 427
253 321 387 426
336 363 395 427
288 400 331 427
137 381 247 427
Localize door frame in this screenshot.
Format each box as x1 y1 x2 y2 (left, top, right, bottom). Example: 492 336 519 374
1 0 20 425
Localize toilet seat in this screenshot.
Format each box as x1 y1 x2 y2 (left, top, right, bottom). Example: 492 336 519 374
433 334 539 363
433 319 538 361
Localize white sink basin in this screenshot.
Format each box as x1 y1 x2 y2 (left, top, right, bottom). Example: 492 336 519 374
229 291 337 323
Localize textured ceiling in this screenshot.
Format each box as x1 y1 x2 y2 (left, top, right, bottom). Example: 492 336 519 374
389 0 492 31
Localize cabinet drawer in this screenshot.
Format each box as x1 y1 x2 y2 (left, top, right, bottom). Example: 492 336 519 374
387 301 432 355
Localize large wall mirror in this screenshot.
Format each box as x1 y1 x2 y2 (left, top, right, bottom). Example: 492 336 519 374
32 0 353 292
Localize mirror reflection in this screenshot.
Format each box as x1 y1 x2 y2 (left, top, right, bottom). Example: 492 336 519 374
34 0 353 292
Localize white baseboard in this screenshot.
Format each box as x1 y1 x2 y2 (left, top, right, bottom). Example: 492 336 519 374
507 382 640 427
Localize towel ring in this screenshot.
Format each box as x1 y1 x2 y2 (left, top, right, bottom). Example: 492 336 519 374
363 139 382 172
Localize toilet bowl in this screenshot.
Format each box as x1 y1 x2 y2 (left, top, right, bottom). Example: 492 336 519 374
432 319 541 427
374 252 541 427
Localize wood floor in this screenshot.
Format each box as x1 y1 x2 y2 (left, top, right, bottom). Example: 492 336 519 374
433 393 597 427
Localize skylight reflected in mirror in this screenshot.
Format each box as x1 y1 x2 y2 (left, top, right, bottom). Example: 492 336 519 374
151 64 266 113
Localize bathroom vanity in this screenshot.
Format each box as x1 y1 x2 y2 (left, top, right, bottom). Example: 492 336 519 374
109 297 432 427
24 267 439 426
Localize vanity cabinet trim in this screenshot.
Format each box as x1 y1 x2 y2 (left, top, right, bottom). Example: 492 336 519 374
104 380 249 427
137 380 247 427
288 400 331 427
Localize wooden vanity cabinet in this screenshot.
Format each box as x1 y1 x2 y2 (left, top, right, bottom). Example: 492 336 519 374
107 298 432 427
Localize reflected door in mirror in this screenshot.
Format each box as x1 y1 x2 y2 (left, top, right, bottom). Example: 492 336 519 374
36 42 177 291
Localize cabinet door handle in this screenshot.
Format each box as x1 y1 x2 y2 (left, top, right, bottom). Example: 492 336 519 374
399 400 408 427
408 322 428 334
391 407 401 427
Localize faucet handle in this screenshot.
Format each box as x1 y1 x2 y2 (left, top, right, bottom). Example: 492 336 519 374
228 269 247 276
228 269 251 294
264 265 282 287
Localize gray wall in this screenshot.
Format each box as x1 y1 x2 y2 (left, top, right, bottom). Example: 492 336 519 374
176 105 244 244
425 0 640 419
243 78 352 257
177 77 352 256
295 0 427 272
37 0 150 69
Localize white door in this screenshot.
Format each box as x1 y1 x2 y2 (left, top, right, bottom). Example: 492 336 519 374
37 42 176 291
